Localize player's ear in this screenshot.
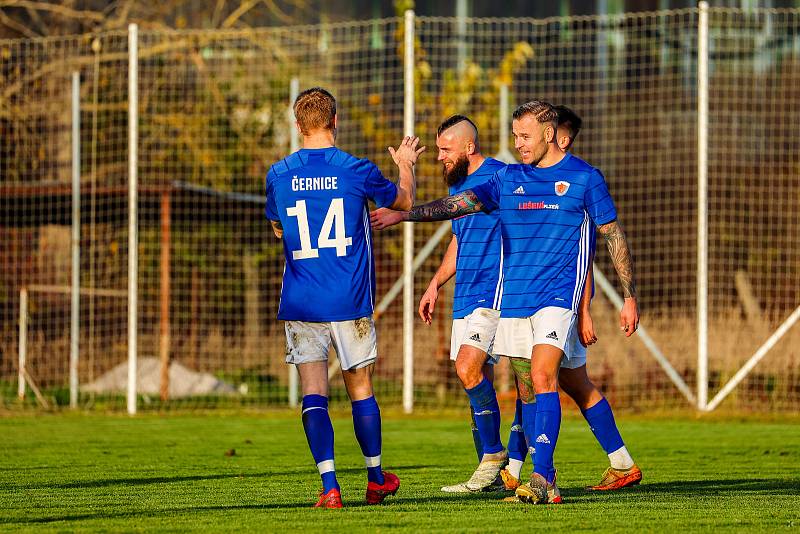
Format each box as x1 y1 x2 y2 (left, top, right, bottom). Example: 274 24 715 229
466 141 476 155
557 134 571 151
333 113 338 130
294 120 303 136
544 124 555 143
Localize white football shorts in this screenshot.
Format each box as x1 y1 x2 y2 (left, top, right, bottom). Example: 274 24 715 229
493 306 576 360
284 316 377 370
560 321 588 369
450 307 501 364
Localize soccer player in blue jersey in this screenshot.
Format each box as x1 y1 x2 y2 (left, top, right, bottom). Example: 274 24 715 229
416 115 509 493
266 87 425 508
499 105 641 492
371 100 640 505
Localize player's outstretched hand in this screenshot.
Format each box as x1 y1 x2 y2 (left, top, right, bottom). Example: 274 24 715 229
370 207 407 230
388 136 426 167
620 297 640 337
578 309 597 347
419 281 439 325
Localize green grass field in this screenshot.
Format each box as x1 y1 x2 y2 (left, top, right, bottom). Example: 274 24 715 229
1 412 799 532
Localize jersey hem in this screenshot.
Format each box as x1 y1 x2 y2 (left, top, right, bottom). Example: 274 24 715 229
278 310 374 323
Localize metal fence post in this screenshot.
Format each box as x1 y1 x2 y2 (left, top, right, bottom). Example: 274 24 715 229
128 23 139 416
288 77 300 409
697 1 709 411
402 9 415 414
70 71 81 409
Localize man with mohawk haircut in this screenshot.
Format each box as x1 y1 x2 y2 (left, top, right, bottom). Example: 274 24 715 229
371 100 640 505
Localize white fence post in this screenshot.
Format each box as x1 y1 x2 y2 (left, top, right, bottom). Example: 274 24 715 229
697 1 709 411
127 23 139 416
70 71 81 409
18 288 27 400
288 77 300 409
402 9 415 414
494 84 516 163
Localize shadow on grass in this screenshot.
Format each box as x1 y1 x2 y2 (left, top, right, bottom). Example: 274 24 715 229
7 465 434 491
6 477 798 525
1 496 463 525
561 477 800 501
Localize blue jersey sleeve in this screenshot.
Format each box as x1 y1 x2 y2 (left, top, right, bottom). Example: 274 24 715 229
585 169 617 226
265 168 279 221
470 169 503 213
363 161 398 208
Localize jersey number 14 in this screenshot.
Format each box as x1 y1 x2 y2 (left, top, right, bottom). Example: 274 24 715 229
286 199 353 260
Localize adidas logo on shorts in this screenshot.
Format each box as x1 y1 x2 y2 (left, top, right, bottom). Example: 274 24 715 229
546 331 559 341
513 185 526 195
469 333 481 342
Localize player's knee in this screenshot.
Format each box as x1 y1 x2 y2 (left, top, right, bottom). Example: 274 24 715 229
455 357 483 389
531 369 558 394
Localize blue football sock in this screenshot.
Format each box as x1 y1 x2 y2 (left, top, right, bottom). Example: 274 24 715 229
351 396 385 485
508 399 527 462
533 392 561 484
521 400 537 475
301 394 339 492
464 377 504 455
469 406 484 462
582 397 625 454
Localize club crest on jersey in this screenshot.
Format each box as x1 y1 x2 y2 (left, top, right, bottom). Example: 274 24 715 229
554 181 570 196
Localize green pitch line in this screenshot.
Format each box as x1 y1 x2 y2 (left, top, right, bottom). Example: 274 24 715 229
0 413 798 532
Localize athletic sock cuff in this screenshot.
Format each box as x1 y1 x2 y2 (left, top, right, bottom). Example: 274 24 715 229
582 396 611 418
465 377 497 409
302 394 328 411
534 392 560 412
351 396 380 416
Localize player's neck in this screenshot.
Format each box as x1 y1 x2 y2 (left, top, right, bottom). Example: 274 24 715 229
536 145 566 168
466 154 486 175
302 130 336 150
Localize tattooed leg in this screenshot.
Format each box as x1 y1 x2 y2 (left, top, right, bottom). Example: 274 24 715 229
510 357 535 404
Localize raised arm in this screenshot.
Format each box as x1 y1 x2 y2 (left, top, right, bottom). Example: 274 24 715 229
596 219 640 336
371 190 484 230
387 136 426 211
419 234 458 324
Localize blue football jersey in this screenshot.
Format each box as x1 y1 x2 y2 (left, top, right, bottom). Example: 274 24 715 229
448 157 507 319
471 153 616 318
265 147 397 321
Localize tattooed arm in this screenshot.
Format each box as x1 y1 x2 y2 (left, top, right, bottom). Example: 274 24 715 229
370 190 484 230
597 219 640 336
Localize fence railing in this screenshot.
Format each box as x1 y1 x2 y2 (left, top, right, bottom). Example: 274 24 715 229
2 5 799 412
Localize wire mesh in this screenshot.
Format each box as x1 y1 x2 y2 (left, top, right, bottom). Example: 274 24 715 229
1 7 798 411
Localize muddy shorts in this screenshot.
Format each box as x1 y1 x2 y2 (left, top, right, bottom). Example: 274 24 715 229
284 316 377 370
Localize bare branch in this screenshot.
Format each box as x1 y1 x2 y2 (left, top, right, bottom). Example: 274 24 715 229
0 8 38 37
0 1 104 23
221 0 258 28
262 0 295 25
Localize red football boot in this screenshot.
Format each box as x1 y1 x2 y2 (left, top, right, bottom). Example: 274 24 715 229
365 471 400 504
314 488 343 509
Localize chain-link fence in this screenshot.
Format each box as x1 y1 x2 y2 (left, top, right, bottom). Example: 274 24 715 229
2 6 799 412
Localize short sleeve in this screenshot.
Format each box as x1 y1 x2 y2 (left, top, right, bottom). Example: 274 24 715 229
585 169 617 226
470 169 503 213
265 168 279 221
363 161 398 208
